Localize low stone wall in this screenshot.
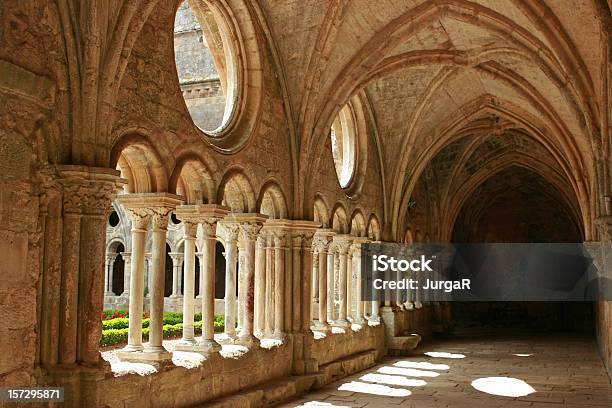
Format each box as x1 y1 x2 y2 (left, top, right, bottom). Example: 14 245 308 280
306 324 385 368
100 342 293 407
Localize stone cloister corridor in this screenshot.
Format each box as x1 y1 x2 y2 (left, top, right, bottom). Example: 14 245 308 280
0 0 611 407
280 334 612 408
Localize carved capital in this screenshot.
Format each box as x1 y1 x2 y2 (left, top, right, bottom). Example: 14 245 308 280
200 220 218 238
124 207 151 231
256 234 266 249
312 235 331 253
239 222 263 244
218 222 240 244
183 220 198 239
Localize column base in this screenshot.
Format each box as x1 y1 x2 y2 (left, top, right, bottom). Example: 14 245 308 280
236 334 260 348
169 294 182 299
197 339 222 353
117 348 171 363
333 319 350 328
312 321 330 331
414 301 423 309
352 317 366 326
368 315 381 325
174 338 197 351
403 301 415 310
120 344 144 353
270 331 286 341
216 332 238 345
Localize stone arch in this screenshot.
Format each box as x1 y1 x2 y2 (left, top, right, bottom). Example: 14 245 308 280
169 154 217 204
367 214 382 241
330 203 348 234
110 133 169 193
349 209 367 237
313 194 330 227
107 238 125 254
392 97 594 241
257 180 288 219
217 167 256 212
414 230 423 243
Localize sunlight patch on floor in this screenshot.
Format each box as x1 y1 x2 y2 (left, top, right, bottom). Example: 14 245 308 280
378 366 440 378
424 351 466 359
338 381 411 397
471 377 536 397
394 361 450 370
360 373 427 387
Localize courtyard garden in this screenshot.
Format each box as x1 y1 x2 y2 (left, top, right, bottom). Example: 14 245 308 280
100 310 224 347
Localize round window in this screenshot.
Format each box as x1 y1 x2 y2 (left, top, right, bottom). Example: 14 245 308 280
330 104 358 188
174 0 239 133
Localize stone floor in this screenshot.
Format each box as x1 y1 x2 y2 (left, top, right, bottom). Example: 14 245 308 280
279 334 612 408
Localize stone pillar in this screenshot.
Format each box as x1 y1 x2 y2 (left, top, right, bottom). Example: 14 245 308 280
265 233 275 336
176 205 229 353
116 194 183 363
121 210 148 354
334 236 351 327
254 235 266 337
218 222 240 343
312 230 333 329
104 253 116 295
145 199 180 360
178 220 198 346
169 253 183 298
273 231 287 339
51 167 124 366
326 243 336 323
346 244 353 320
237 218 266 346
120 252 131 297
351 238 367 325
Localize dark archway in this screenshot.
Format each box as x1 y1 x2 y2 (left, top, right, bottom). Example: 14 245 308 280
111 243 125 295
215 241 225 299
450 166 590 333
164 244 173 297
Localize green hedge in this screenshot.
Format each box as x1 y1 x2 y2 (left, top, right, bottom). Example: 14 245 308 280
100 315 224 347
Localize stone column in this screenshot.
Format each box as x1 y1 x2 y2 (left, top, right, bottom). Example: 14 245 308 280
254 235 266 337
326 243 336 323
312 230 333 330
346 244 353 320
104 253 116 295
197 222 220 353
351 238 367 325
176 205 229 353
169 253 183 298
145 199 180 360
178 220 198 346
265 233 275 336
273 231 287 339
218 222 240 343
120 252 131 297
53 167 124 365
334 236 351 327
237 218 266 346
118 209 149 354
